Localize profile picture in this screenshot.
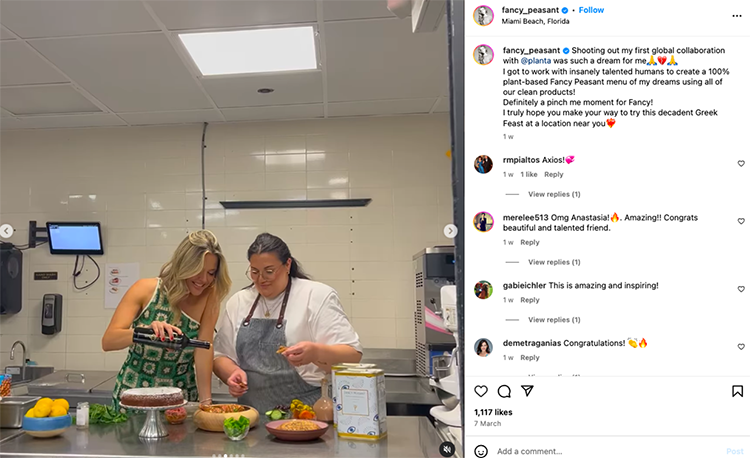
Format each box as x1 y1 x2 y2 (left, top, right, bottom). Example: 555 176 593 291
474 281 493 299
475 338 492 357
474 6 494 26
474 155 493 174
473 212 493 232
474 45 494 65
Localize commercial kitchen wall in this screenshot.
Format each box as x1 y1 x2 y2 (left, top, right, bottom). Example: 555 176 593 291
0 114 453 371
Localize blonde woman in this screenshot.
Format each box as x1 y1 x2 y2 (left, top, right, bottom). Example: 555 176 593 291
102 230 231 410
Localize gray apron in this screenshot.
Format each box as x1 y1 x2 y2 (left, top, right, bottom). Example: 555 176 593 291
235 279 320 420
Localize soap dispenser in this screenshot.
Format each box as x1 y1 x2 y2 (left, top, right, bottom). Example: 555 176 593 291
41 294 63 335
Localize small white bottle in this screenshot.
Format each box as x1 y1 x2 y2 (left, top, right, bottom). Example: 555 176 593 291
76 402 89 429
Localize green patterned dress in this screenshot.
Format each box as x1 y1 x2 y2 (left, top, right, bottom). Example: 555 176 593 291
112 279 201 411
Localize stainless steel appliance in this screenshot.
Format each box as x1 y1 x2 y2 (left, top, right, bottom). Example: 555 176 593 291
27 371 116 399
429 285 462 449
413 246 455 376
0 396 40 428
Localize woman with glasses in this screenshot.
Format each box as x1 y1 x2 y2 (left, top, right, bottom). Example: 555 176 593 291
213 233 362 416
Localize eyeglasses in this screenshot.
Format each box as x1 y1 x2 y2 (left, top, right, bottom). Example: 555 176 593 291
246 264 284 281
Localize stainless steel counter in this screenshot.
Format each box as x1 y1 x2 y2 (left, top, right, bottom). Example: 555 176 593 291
209 377 438 407
0 429 23 445
0 416 452 458
30 348 440 411
20 350 440 418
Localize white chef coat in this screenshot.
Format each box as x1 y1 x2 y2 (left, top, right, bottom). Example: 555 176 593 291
214 278 363 385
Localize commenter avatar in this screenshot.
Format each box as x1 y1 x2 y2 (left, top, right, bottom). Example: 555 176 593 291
475 339 492 357
474 155 493 174
475 281 493 299
473 212 493 232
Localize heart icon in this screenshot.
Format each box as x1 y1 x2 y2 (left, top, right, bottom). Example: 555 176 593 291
606 118 616 128
474 385 488 397
565 156 575 164
739 343 746 350
739 160 746 167
658 56 667 65
739 218 746 225
739 286 746 293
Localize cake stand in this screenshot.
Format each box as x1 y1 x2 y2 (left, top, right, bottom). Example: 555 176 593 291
120 401 187 439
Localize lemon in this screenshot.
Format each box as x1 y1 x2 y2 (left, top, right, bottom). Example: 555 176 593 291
35 398 53 408
34 404 52 418
49 406 67 417
52 399 69 412
25 409 35 418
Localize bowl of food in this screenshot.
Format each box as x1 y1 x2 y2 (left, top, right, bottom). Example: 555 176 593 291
165 407 187 425
22 398 72 438
23 415 72 438
223 416 251 441
265 399 316 422
193 404 259 432
265 419 328 442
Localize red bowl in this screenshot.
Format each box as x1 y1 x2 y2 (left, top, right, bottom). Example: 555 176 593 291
265 420 328 441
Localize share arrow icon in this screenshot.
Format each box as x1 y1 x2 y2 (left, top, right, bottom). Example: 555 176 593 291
521 385 534 397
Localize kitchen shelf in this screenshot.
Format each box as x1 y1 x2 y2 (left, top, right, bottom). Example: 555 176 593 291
220 199 371 210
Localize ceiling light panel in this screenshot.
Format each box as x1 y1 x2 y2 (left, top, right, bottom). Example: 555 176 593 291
179 26 318 76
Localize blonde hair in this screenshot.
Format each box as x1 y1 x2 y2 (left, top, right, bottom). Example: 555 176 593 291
159 230 231 324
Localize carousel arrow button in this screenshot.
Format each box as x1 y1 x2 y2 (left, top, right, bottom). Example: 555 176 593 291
0 224 13 239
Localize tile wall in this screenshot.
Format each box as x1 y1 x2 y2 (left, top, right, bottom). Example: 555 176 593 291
0 114 453 370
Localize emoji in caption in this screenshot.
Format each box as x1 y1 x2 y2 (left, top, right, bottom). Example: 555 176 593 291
647 55 657 66
565 156 575 164
658 56 667 65
611 213 619 223
606 118 616 128
668 55 678 66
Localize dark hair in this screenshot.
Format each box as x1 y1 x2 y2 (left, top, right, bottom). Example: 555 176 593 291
476 339 491 355
247 233 310 280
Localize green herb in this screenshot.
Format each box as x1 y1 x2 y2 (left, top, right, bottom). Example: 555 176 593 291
223 416 250 437
89 404 129 424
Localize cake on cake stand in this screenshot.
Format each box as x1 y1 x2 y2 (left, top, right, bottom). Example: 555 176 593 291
120 387 187 439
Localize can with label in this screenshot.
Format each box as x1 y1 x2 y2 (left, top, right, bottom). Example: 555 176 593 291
335 368 387 440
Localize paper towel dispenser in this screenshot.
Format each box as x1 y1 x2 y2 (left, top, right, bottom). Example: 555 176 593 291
0 243 23 315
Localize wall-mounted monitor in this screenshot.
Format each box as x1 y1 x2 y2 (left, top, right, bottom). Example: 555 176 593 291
46 222 104 255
